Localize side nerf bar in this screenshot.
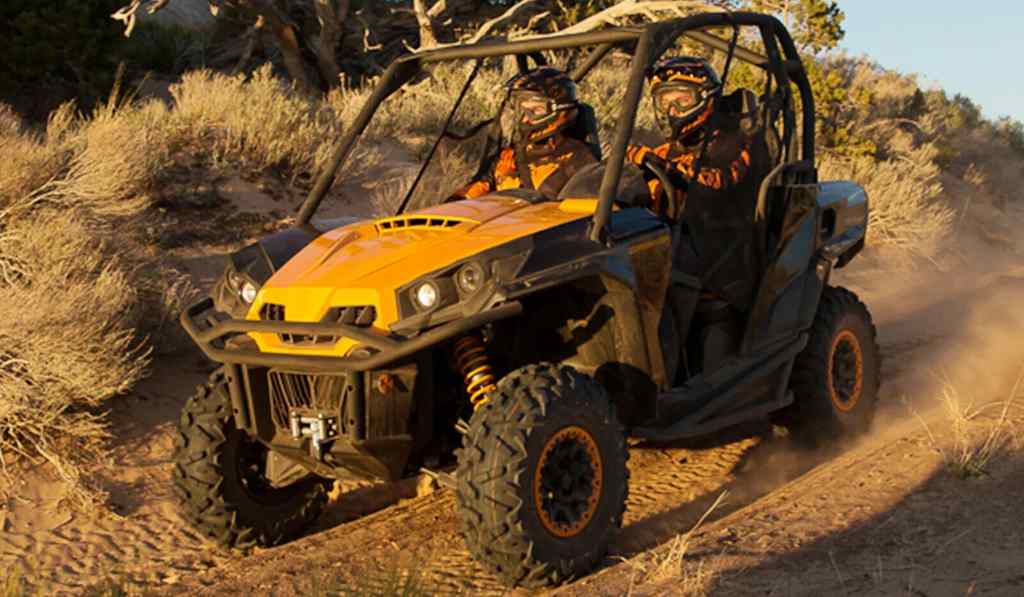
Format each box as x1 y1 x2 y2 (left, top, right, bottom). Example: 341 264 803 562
181 297 523 372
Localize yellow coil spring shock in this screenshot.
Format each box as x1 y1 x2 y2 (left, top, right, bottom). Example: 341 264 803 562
453 334 497 410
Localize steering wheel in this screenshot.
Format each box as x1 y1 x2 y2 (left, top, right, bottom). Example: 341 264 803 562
640 156 687 221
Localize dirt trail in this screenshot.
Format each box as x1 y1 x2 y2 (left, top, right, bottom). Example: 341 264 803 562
163 252 1024 596
1 175 1022 595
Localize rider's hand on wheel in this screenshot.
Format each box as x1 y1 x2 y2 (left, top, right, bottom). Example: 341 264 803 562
640 151 669 170
641 153 688 192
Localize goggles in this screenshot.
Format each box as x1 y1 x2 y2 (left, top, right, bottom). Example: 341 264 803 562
652 81 711 120
511 90 574 126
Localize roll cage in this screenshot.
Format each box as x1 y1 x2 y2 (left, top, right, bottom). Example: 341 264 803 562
296 11 816 243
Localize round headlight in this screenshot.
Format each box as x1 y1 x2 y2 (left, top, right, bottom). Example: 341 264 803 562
456 262 486 294
240 281 258 304
414 282 439 309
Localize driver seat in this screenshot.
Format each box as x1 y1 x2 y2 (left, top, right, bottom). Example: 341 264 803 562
563 102 603 161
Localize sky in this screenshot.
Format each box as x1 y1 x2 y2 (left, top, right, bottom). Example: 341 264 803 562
838 1 1023 123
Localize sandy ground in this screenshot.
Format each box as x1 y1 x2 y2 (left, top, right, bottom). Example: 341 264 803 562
1 176 1023 595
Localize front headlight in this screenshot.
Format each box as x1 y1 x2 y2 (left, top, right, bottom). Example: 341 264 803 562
455 262 486 294
240 281 259 304
414 281 439 309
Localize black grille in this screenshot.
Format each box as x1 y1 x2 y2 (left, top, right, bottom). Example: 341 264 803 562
326 305 377 327
267 370 355 430
259 304 376 344
261 302 285 321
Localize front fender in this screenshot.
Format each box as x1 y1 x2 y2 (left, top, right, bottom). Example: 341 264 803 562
211 217 365 317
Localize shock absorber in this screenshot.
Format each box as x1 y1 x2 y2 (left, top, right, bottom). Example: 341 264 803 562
453 333 497 410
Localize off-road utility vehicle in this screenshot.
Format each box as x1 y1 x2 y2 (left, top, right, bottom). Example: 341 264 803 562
177 11 878 588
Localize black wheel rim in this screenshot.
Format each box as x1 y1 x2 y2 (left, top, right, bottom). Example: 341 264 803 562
534 426 603 538
829 330 864 412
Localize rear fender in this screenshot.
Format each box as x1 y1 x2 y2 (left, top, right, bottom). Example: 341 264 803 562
816 181 868 268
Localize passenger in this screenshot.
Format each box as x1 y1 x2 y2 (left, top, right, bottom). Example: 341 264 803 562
450 67 600 201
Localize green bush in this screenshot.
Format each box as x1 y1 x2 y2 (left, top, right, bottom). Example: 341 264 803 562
0 0 125 96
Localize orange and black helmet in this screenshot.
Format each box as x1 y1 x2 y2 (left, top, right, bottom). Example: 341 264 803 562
647 56 722 141
505 67 579 144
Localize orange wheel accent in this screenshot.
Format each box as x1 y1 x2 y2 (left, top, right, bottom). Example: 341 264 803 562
828 329 864 413
533 426 603 538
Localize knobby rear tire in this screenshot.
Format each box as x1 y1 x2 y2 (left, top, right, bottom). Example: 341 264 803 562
777 285 881 446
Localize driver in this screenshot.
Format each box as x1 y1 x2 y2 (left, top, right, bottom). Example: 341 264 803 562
626 56 770 312
450 67 599 201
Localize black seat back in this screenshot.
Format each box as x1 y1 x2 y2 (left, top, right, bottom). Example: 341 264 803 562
717 88 782 165
564 102 603 160
717 88 760 133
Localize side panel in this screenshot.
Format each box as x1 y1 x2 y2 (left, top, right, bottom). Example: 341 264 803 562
741 184 819 354
589 273 660 426
627 234 673 390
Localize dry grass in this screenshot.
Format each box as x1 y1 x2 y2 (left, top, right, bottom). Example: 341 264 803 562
169 65 329 176
623 490 729 597
0 103 74 212
0 98 186 508
307 569 452 597
0 211 151 508
911 368 1024 479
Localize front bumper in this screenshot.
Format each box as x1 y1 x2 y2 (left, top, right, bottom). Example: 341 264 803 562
180 297 522 482
180 296 522 372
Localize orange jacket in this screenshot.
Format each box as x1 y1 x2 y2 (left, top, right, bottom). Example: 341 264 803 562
453 137 597 201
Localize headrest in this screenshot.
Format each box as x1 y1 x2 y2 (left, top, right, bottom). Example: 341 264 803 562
717 88 761 135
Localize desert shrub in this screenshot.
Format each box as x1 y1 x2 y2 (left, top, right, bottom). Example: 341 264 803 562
819 144 955 253
44 99 174 218
0 107 69 209
383 145 478 215
0 210 150 508
168 65 378 179
356 62 510 152
0 91 187 508
1 80 175 220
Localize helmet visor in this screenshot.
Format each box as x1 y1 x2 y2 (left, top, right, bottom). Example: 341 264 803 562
512 90 556 125
653 82 706 119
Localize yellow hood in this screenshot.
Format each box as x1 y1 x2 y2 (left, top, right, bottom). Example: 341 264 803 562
248 197 597 355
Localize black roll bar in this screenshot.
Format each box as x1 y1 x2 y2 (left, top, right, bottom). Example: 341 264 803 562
297 13 816 238
590 29 653 243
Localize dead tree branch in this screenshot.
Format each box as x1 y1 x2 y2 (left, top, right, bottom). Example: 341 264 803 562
410 0 542 52
110 0 170 37
464 0 542 44
413 0 440 48
552 0 723 35
232 16 266 74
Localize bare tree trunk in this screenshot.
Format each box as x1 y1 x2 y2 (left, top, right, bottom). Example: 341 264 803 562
233 15 265 74
313 0 349 88
413 0 439 48
240 0 314 94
